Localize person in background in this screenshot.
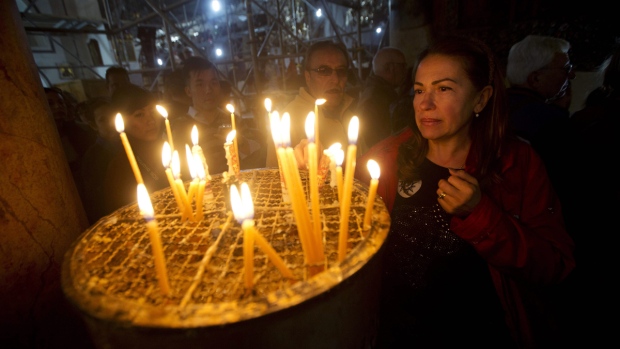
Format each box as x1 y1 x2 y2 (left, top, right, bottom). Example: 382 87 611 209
171 56 264 177
357 47 408 148
103 84 169 213
162 69 192 121
505 35 575 210
355 35 575 348
265 40 365 169
105 66 132 97
80 97 121 224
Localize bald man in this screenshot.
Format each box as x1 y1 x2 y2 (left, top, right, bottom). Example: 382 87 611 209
357 47 407 148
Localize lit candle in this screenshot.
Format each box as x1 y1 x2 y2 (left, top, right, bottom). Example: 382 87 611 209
194 153 207 221
185 144 199 207
137 183 171 296
226 103 240 171
314 98 326 149
230 183 254 290
162 142 185 216
338 116 359 262
363 159 381 232
305 111 322 250
224 130 239 177
323 143 341 189
190 125 208 172
268 110 289 202
335 148 344 204
282 113 324 272
156 105 174 152
115 113 144 184
171 150 194 222
231 182 295 287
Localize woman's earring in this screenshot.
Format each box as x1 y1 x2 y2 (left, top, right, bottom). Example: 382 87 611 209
475 113 479 117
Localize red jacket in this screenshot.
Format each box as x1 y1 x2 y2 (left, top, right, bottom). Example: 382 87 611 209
355 127 575 348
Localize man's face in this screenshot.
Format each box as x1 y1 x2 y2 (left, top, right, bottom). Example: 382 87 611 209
185 69 222 113
304 48 348 109
535 52 575 100
107 73 130 96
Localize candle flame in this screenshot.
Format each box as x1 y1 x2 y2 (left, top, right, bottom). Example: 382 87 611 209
156 105 168 119
348 116 359 145
226 104 234 113
328 143 342 152
162 142 171 168
171 150 181 178
137 183 154 220
281 112 291 147
335 149 345 166
226 130 237 144
367 159 380 179
115 113 124 133
230 184 243 223
185 144 197 179
315 98 326 106
191 125 199 145
305 111 315 142
269 110 282 147
240 182 254 219
264 98 272 112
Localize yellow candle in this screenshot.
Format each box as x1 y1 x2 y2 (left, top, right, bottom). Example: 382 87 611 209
115 113 143 184
226 104 240 171
171 150 194 222
338 116 359 262
185 144 199 204
194 152 207 220
230 183 254 290
314 98 325 149
224 130 239 176
363 160 381 232
162 142 185 216
305 112 322 250
335 148 344 204
156 105 174 151
137 184 171 296
269 110 289 202
191 125 208 172
248 221 295 280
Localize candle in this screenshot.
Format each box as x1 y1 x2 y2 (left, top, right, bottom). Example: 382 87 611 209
325 143 342 188
226 103 240 171
314 98 326 149
171 150 194 222
281 113 324 272
137 183 171 296
363 159 381 232
230 183 254 290
162 142 185 216
268 110 289 202
190 125 208 173
338 116 359 262
115 113 144 184
185 144 199 206
231 182 295 285
224 130 239 177
156 105 174 152
305 111 322 249
335 148 344 204
194 153 207 220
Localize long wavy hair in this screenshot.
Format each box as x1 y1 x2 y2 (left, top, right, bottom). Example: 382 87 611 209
397 35 511 189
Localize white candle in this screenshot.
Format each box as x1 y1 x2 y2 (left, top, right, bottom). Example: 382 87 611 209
363 159 381 232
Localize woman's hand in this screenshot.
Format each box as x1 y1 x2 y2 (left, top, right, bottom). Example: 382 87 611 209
436 169 482 218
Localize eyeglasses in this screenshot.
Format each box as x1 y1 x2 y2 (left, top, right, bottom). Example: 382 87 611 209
307 66 348 78
541 63 573 74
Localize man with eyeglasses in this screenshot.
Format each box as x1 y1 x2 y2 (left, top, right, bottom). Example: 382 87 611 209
505 34 576 251
357 47 408 149
265 40 365 169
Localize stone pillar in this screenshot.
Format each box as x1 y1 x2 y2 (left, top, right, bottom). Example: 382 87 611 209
0 1 91 347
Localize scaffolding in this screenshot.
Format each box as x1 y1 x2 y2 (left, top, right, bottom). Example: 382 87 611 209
22 0 389 116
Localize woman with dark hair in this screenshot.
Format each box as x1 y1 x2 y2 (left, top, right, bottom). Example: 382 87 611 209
102 84 169 214
355 36 575 348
